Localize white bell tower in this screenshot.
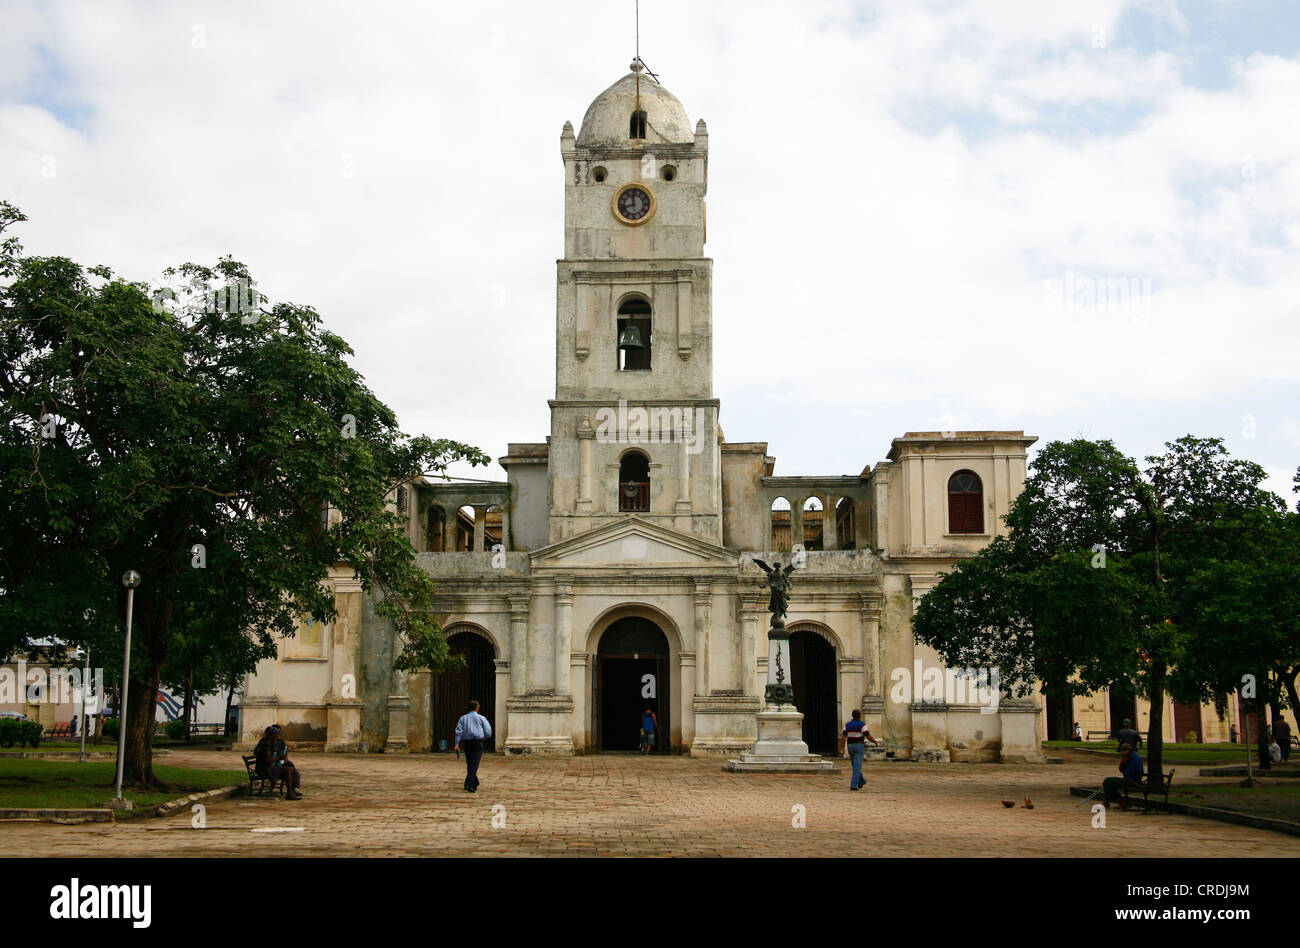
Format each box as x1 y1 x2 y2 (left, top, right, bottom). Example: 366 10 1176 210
548 63 721 544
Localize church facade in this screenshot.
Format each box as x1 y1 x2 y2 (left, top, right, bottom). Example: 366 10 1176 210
239 65 1044 763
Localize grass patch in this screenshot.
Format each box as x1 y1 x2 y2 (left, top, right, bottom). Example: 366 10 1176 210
1170 781 1300 825
0 758 245 815
1045 740 1254 763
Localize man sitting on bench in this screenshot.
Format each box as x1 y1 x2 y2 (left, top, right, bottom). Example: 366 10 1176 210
254 724 302 800
1101 743 1144 809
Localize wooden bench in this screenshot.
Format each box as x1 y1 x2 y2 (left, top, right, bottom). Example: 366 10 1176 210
43 722 73 739
1123 768 1175 811
188 723 226 737
242 755 285 798
1085 730 1110 742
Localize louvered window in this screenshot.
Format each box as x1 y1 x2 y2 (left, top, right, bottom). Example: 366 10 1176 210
947 471 984 534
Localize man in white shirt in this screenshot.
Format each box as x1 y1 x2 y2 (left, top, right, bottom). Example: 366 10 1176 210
454 700 494 793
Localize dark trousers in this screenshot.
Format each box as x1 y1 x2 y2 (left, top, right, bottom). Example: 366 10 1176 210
1102 776 1144 803
462 739 484 790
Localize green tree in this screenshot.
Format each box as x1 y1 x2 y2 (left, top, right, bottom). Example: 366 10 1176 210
914 436 1281 787
0 205 487 787
1168 503 1300 767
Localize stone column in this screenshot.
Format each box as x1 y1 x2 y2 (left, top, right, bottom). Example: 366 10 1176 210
406 670 432 752
677 438 691 506
859 593 882 702
325 581 364 752
570 651 589 750
676 269 693 360
693 580 711 694
494 659 511 750
554 580 573 697
790 500 804 551
823 496 838 551
577 424 594 514
472 504 486 552
507 594 529 697
443 504 458 552
680 652 697 746
529 581 555 692
384 667 410 753
740 592 763 699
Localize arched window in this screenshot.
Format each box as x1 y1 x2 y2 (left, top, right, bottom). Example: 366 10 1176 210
770 497 791 550
619 450 650 512
629 109 647 139
948 471 984 534
802 496 824 550
836 497 855 550
457 505 476 550
617 297 652 371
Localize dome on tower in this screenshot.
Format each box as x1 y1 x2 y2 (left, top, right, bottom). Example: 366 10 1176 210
576 65 694 147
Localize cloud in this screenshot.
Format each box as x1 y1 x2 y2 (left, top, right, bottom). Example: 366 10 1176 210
0 0 1296 485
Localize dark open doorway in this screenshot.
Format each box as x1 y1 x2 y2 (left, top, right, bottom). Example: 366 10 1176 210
596 617 670 753
789 628 837 755
432 631 496 752
1108 682 1138 741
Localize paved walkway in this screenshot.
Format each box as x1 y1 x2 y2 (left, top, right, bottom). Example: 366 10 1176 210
3 750 1295 857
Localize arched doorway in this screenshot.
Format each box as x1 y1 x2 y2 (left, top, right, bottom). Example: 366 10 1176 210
431 629 496 752
1108 681 1138 740
596 617 670 753
789 627 837 754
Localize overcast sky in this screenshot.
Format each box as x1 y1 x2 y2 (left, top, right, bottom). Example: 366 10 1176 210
3 0 1298 499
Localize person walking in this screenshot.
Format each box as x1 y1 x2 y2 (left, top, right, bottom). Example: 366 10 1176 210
1117 718 1142 749
639 706 659 754
1274 715 1292 762
454 700 493 793
841 709 879 791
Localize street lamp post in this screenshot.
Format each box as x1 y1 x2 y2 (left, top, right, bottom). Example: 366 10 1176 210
78 644 89 763
113 571 141 801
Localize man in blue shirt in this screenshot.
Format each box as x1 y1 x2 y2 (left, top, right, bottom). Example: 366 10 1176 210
454 700 493 793
1101 743 1145 809
842 709 879 791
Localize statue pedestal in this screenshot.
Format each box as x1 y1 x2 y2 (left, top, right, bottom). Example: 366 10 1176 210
724 628 835 773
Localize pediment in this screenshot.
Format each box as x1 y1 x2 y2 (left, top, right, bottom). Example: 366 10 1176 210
531 517 739 570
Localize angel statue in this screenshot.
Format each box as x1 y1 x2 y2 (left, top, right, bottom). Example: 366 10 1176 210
752 558 796 628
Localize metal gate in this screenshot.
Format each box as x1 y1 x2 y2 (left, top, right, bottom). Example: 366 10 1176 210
432 631 496 752
789 628 838 755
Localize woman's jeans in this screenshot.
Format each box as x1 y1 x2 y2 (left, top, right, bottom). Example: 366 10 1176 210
848 742 865 788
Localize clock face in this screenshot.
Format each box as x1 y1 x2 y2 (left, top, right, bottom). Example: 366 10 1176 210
617 186 653 222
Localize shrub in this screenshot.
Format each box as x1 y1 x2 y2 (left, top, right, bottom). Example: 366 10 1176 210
19 721 41 747
0 718 18 747
164 718 188 740
1185 731 1199 744
102 718 119 739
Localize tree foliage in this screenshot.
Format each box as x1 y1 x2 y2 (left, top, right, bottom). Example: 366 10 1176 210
0 204 487 786
914 435 1290 784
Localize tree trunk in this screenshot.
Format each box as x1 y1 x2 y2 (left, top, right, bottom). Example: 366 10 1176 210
1283 667 1300 721
224 673 236 737
1147 659 1167 790
183 666 194 741
1045 679 1072 740
122 662 163 789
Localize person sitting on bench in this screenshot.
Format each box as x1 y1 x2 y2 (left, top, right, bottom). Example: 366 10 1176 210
254 724 302 799
1101 743 1144 809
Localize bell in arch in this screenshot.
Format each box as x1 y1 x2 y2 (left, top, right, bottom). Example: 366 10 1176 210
618 325 647 351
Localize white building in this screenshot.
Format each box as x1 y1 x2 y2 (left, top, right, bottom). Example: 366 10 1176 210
241 63 1042 763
